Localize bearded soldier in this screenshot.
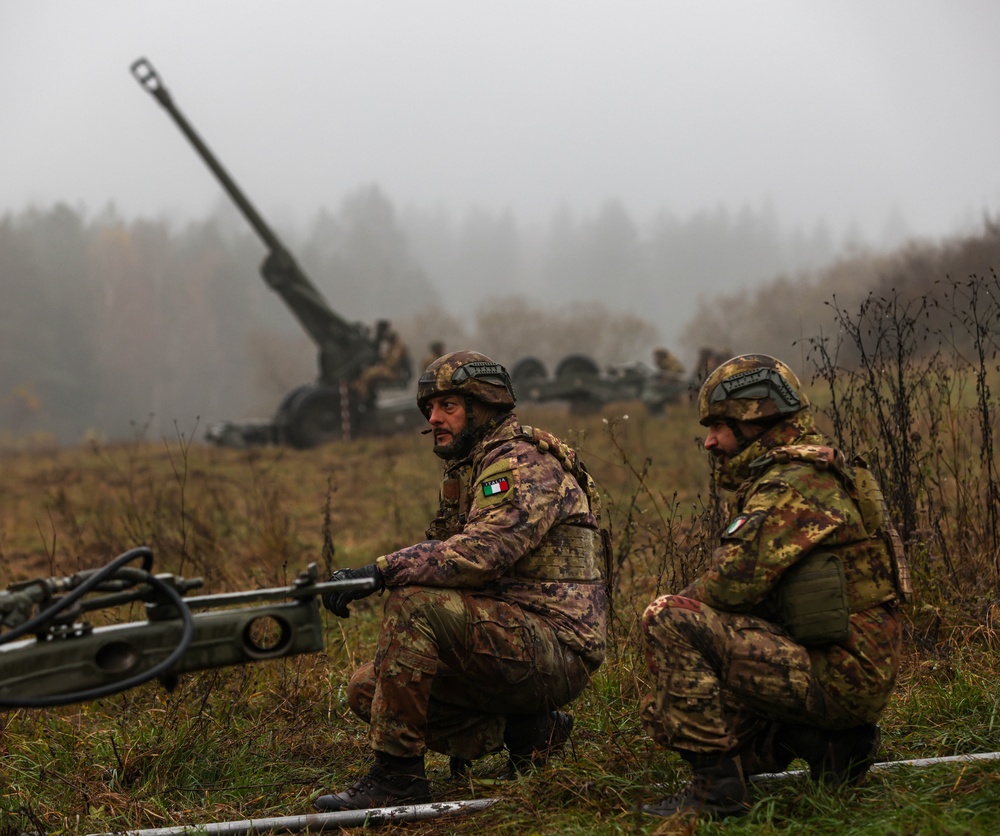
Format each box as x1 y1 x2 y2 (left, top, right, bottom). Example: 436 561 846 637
315 350 608 811
641 354 910 819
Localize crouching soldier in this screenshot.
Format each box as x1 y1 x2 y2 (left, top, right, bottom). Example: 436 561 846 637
640 354 910 819
316 350 608 810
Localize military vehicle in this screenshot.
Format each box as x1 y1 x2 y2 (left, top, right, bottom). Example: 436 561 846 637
510 353 692 415
131 58 423 449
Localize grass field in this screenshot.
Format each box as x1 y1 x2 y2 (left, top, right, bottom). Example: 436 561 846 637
1 395 998 835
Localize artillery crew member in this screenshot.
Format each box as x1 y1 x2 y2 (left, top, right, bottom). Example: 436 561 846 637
352 327 411 402
653 347 685 380
316 350 609 811
420 340 446 372
640 354 909 819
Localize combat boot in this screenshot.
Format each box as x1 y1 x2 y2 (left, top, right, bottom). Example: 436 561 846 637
785 723 881 785
314 752 431 811
736 721 795 777
449 756 473 780
642 750 748 819
503 711 574 776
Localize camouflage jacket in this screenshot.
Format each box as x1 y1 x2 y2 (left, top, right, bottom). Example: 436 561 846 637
376 413 608 667
686 411 901 615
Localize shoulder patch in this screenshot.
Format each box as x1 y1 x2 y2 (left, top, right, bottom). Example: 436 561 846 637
477 457 516 483
474 456 519 509
721 510 764 541
725 515 751 535
475 468 515 508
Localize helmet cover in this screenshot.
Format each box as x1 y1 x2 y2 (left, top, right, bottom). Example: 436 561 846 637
698 354 808 426
416 350 516 418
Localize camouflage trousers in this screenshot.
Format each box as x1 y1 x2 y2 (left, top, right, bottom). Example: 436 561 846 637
346 585 592 759
640 595 888 755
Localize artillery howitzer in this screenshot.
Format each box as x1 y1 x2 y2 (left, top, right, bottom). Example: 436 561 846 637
0 547 372 707
130 58 423 449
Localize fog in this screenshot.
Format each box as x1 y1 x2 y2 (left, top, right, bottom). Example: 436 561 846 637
4 1 1000 444
6 2 1000 238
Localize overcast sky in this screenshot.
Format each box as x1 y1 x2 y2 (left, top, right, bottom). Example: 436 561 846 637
4 1 1000 243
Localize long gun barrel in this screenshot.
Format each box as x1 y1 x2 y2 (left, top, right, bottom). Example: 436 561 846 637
130 58 376 381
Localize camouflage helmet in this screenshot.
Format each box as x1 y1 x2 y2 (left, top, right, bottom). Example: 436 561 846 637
417 350 516 417
698 354 808 426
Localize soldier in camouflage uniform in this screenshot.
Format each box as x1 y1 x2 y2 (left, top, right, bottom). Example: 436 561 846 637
315 350 608 811
641 354 910 819
653 347 685 380
352 326 411 402
419 340 446 372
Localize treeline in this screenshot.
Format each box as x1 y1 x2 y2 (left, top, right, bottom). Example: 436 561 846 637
401 198 843 346
0 192 447 446
681 219 1000 368
0 188 970 446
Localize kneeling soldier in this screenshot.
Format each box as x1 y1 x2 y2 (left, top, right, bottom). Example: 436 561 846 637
641 354 910 819
316 350 608 810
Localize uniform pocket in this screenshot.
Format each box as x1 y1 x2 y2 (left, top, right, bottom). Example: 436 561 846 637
469 612 535 686
725 631 815 714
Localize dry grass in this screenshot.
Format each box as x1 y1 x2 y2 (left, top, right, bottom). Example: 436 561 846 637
1 370 998 833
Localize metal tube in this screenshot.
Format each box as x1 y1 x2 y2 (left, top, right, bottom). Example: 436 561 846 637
750 750 1000 782
86 798 498 835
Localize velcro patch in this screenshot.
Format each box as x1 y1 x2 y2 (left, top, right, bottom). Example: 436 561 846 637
475 461 516 509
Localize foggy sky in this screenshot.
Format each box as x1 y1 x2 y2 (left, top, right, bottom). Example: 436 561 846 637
4 1 1000 246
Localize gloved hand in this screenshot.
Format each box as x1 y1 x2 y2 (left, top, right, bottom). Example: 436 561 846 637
322 563 385 618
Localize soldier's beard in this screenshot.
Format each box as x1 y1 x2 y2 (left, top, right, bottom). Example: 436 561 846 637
433 428 477 460
432 407 508 460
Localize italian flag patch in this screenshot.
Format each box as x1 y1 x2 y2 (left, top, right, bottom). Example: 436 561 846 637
725 514 750 535
483 477 510 497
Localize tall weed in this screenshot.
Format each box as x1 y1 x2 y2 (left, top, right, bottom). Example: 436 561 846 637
806 277 999 616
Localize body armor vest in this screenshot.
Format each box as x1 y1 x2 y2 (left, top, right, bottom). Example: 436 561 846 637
747 444 912 611
426 422 607 583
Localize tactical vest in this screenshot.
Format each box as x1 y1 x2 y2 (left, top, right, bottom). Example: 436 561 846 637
426 421 607 583
749 444 912 612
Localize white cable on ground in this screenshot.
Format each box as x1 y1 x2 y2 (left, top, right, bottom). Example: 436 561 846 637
751 750 1000 782
84 798 499 836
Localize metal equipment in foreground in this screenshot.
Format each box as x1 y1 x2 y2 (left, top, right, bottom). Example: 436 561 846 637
1 553 494 836
85 799 499 836
130 57 424 449
0 548 372 707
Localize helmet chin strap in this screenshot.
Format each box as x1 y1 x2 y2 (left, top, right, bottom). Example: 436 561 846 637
724 418 753 454
725 417 781 455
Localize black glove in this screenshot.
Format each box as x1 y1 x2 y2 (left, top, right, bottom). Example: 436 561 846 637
322 563 384 618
